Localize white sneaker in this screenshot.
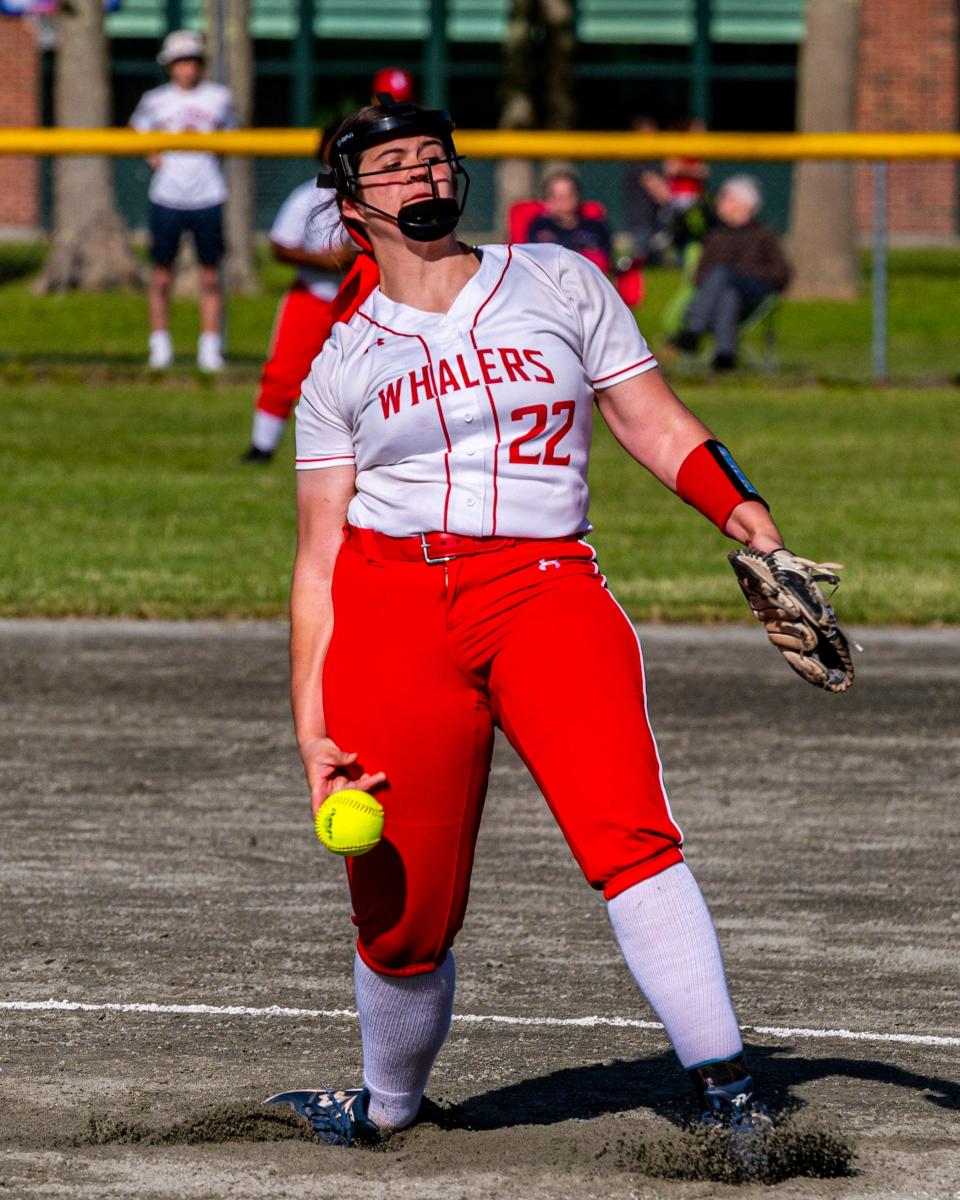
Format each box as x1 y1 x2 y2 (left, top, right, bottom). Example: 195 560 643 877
148 331 173 370
197 333 224 373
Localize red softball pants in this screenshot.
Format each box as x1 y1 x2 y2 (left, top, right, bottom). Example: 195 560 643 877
254 285 336 420
323 527 684 977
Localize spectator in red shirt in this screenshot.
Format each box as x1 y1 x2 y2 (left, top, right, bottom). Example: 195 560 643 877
664 116 710 212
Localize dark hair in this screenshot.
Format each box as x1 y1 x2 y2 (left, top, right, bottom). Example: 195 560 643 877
329 102 433 196
306 193 344 243
309 104 412 247
309 118 349 240
668 114 706 133
308 108 391 238
318 117 343 164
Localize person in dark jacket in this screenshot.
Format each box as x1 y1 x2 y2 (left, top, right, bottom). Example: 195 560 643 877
671 176 791 371
622 115 674 264
527 170 613 274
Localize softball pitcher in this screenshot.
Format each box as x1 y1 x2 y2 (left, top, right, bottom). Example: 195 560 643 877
266 97 787 1147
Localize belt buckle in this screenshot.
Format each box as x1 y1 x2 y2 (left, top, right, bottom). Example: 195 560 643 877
420 532 457 565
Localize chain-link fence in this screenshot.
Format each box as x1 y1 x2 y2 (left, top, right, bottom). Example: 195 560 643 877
4 129 960 380
67 154 795 241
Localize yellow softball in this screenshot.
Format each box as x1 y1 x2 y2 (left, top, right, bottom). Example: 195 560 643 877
314 789 385 857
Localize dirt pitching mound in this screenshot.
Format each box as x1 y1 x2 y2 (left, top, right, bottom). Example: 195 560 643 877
619 1118 855 1186
79 1103 319 1146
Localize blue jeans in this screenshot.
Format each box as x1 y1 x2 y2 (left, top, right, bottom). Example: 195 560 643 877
684 266 773 358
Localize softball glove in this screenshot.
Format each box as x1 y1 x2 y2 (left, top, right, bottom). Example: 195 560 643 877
729 547 856 693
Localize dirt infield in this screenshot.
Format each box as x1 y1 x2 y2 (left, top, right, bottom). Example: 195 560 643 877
1 620 958 1199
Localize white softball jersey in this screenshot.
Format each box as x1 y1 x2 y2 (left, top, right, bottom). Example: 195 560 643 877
269 181 351 301
295 242 657 539
130 81 237 210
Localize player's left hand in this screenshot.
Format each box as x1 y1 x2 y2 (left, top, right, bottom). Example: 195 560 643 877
729 547 858 693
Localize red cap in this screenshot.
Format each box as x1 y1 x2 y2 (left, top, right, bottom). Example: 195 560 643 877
371 67 416 103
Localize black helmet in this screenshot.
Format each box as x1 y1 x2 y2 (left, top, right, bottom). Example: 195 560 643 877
317 96 469 243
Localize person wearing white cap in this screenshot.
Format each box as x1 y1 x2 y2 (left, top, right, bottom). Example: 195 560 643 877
130 30 238 371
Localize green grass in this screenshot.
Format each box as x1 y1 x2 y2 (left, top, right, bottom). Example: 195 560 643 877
589 384 960 623
0 379 957 622
0 380 297 618
2 245 960 381
639 248 960 382
0 246 292 371
1 242 957 621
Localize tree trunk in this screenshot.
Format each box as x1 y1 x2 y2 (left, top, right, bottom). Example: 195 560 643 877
539 0 575 132
539 0 575 179
36 0 143 293
208 0 256 294
788 0 860 300
495 0 536 237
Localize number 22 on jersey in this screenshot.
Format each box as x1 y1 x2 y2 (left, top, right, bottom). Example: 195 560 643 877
509 401 576 466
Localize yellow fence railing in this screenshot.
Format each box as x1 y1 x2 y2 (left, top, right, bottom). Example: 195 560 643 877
2 127 956 380
2 128 960 160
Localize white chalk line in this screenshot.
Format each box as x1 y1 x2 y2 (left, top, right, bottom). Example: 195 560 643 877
2 998 958 1049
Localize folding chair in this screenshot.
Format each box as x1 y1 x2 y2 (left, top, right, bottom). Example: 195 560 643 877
737 293 780 371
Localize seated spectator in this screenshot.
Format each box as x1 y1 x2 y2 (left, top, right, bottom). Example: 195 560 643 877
622 115 674 265
664 116 710 212
670 175 791 371
526 170 612 273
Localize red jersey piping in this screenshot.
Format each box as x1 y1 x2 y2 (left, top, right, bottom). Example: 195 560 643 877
357 311 453 532
591 354 656 386
470 244 513 535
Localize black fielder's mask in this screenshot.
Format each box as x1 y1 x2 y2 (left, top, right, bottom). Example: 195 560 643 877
317 95 470 243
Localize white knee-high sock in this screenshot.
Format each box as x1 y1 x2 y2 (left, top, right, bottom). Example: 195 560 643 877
608 862 743 1069
355 951 455 1132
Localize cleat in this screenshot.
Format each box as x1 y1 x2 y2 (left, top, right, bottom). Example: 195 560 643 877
241 445 274 463
690 1060 777 1177
689 1056 774 1134
264 1086 379 1146
699 1074 773 1133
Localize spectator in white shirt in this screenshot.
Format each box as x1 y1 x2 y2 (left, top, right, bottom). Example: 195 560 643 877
130 30 237 371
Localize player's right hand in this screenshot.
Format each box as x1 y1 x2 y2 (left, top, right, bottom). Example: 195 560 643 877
299 735 387 817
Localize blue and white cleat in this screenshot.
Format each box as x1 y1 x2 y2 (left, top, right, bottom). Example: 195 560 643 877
689 1056 774 1134
699 1074 773 1133
264 1087 379 1146
690 1058 777 1176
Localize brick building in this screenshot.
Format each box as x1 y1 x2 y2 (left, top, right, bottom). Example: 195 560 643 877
0 16 40 234
856 0 958 241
